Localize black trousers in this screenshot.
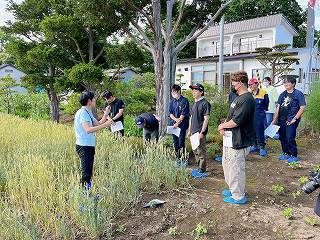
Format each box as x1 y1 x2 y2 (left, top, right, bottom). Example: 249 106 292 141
76 145 95 186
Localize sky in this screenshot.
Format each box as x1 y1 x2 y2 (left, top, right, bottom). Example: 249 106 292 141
0 0 319 29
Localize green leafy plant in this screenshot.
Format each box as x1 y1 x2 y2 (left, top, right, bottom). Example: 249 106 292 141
201 203 212 210
168 226 178 236
282 208 293 219
271 184 285 195
115 224 126 234
298 176 309 185
193 223 208 238
176 203 184 209
313 164 320 172
292 190 301 199
304 216 320 226
288 161 302 169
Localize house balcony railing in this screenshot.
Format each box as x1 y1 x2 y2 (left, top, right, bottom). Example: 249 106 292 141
198 38 273 58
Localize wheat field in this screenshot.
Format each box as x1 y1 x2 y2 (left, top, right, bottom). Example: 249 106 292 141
0 113 188 239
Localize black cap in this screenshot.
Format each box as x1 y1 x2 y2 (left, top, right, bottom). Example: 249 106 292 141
189 83 204 92
102 90 113 100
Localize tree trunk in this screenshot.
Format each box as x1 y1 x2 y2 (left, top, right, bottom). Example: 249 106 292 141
49 86 60 123
47 66 59 123
88 27 94 62
153 0 166 135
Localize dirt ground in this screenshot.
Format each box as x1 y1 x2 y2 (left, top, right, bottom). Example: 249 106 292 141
112 136 320 240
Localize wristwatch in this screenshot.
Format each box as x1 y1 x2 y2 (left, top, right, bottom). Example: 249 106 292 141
293 116 299 121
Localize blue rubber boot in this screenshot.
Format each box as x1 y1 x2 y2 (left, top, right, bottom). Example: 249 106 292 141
287 156 300 163
279 154 289 161
259 148 267 157
223 196 248 205
221 189 232 197
191 169 208 178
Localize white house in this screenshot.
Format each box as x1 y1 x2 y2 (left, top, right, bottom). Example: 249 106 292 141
0 64 27 94
104 67 139 82
176 14 320 93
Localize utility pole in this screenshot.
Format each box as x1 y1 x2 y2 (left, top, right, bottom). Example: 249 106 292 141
218 15 225 91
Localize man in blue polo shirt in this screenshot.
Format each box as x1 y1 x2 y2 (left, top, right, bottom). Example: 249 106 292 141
272 77 306 163
74 91 112 188
169 84 190 164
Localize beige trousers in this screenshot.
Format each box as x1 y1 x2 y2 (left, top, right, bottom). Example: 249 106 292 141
222 147 248 200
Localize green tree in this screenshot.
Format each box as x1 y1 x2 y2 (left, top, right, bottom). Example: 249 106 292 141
224 0 307 48
116 0 236 134
256 44 299 85
3 0 74 122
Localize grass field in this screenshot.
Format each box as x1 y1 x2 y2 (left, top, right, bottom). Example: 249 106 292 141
0 113 189 239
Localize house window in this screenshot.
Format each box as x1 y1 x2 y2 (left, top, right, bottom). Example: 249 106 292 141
5 69 13 73
240 36 257 52
191 65 216 84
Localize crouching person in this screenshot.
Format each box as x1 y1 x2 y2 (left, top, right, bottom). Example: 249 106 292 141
74 91 112 189
135 113 160 142
218 71 255 205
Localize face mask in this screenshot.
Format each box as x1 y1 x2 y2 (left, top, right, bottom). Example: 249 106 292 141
262 82 269 87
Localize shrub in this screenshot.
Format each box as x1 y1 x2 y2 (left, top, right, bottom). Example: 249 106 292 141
0 93 50 120
124 115 142 137
305 83 320 133
104 73 156 115
63 93 81 115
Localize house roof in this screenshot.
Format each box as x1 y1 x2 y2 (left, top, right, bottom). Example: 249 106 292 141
0 64 17 70
198 14 299 39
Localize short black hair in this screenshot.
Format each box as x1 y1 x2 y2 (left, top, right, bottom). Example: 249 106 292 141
102 90 113 99
172 84 181 92
263 77 272 83
79 91 94 106
283 76 297 86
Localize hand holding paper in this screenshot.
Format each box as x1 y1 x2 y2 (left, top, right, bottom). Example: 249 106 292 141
264 124 280 138
167 126 181 137
110 121 124 133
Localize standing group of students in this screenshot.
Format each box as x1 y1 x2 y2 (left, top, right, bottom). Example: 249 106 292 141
74 70 306 205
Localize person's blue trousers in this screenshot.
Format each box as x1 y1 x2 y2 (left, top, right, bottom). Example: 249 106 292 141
264 113 274 129
278 120 299 157
254 111 266 148
172 127 187 159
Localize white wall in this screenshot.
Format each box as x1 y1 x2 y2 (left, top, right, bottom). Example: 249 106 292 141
0 65 27 94
176 63 192 89
274 25 294 47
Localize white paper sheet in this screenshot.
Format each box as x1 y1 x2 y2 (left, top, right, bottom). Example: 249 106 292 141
223 131 233 148
110 121 124 133
190 132 200 150
264 124 280 138
167 126 181 137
